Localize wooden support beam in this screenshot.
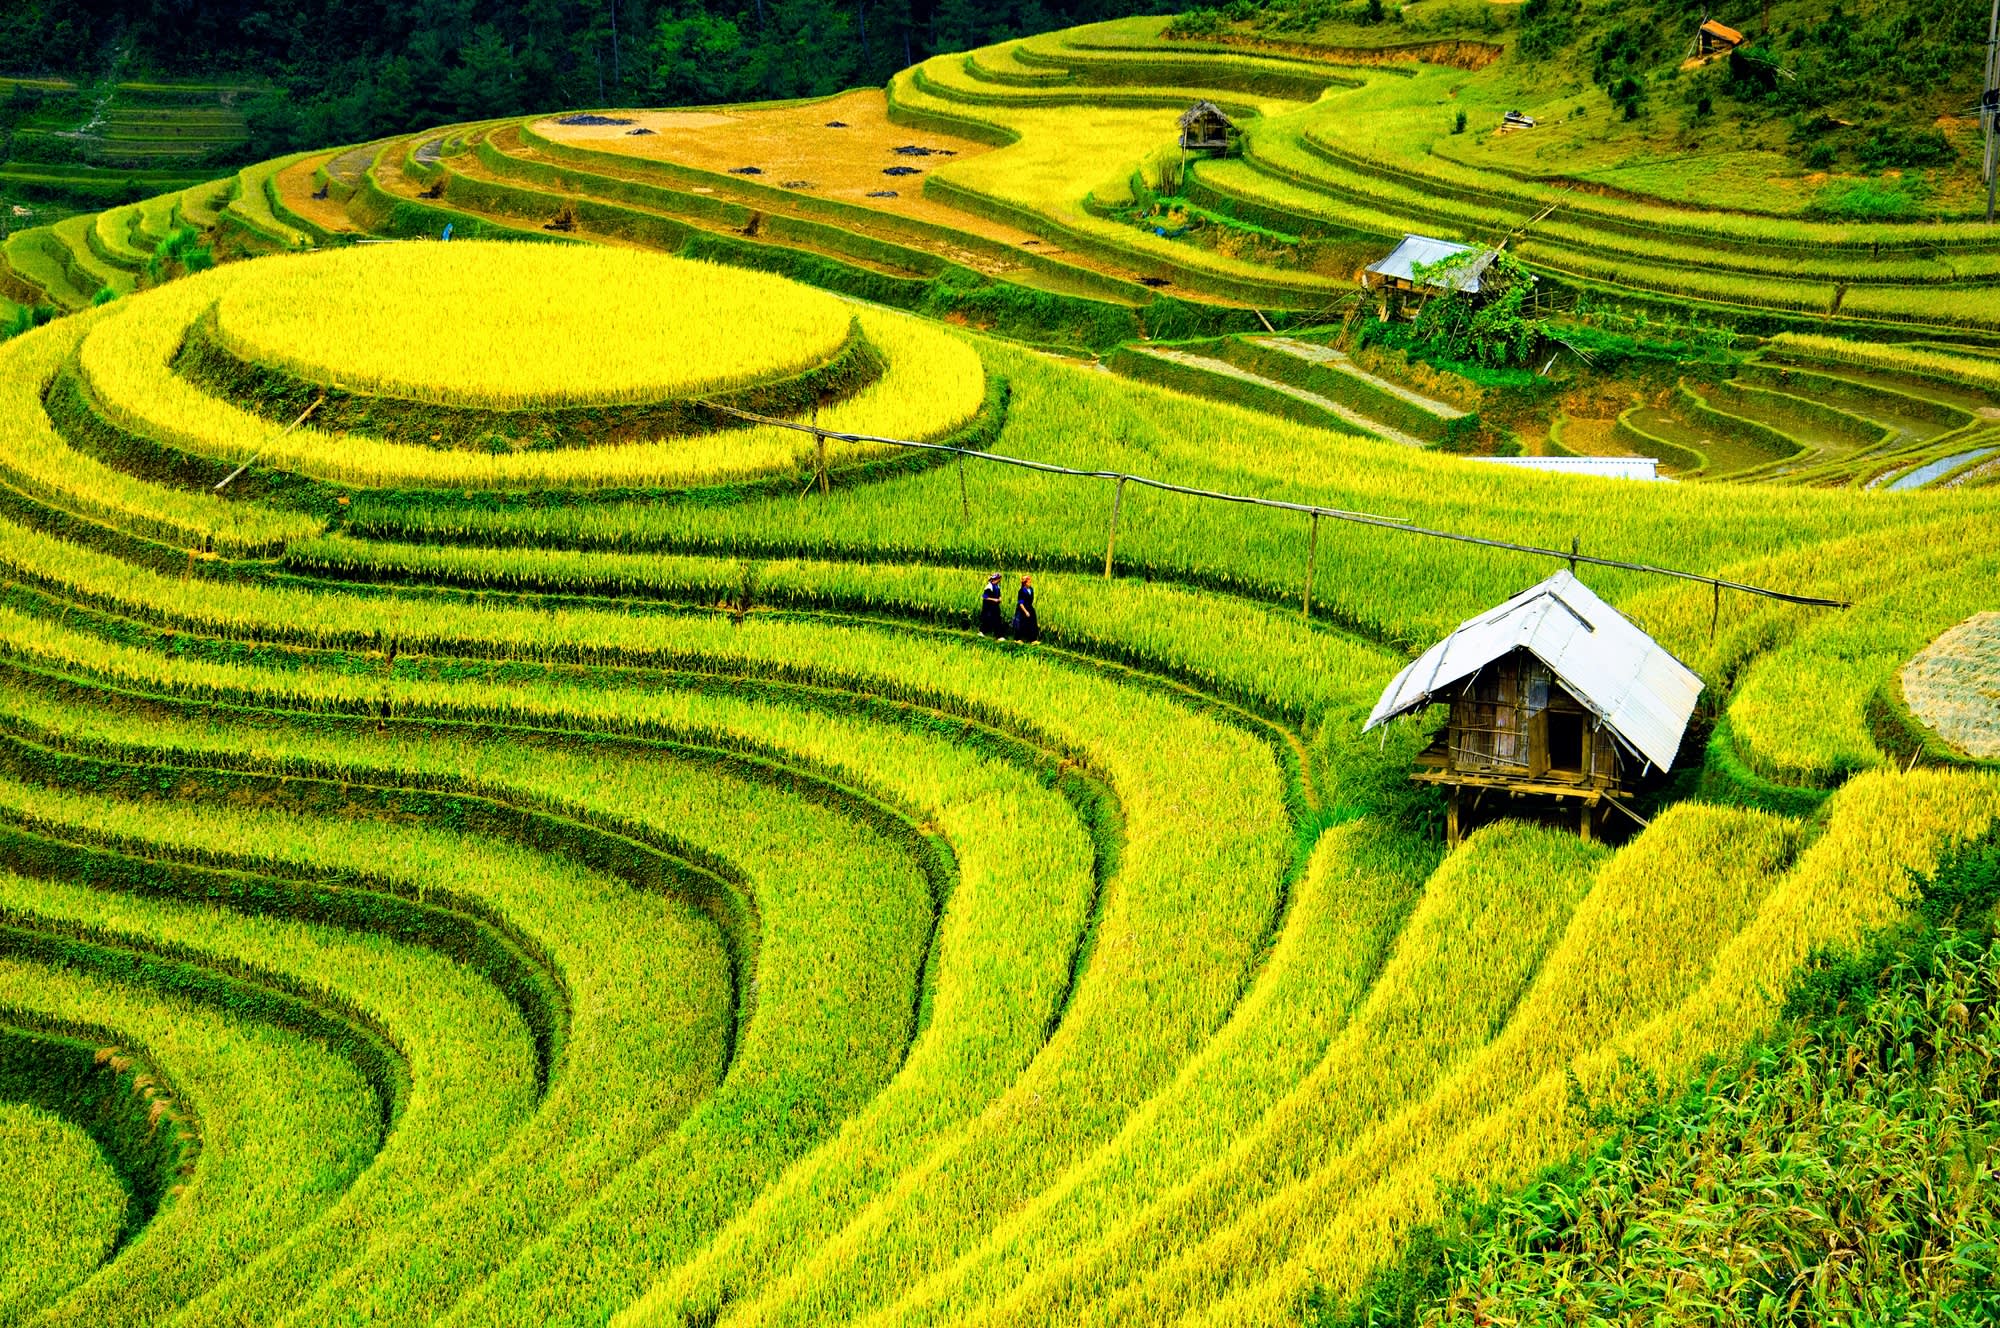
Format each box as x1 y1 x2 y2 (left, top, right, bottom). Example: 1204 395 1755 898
1103 475 1127 579
1301 511 1319 619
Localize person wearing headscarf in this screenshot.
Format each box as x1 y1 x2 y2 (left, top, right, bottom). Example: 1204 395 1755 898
1011 574 1038 644
978 573 1005 637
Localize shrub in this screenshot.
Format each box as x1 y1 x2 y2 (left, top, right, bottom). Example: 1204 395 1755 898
1514 0 1580 60
1857 124 1953 170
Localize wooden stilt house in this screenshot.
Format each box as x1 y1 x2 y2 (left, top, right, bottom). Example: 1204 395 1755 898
1697 19 1745 54
1362 234 1498 316
1178 101 1235 157
1364 570 1703 843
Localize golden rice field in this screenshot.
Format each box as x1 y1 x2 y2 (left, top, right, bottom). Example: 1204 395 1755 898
210 244 855 408
2 13 1999 1326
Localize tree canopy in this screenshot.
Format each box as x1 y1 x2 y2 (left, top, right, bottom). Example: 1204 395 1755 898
0 0 1173 160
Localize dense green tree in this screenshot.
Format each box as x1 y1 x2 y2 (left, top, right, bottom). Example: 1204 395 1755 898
0 0 1173 164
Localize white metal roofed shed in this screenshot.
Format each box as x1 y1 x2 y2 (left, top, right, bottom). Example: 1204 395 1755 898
1364 569 1703 773
1364 234 1496 295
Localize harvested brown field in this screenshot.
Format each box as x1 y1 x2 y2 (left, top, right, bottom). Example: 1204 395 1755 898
1903 611 2000 759
274 152 359 233
532 90 1042 248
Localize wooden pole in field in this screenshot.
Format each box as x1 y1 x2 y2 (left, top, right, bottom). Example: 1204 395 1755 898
1301 511 1320 619
694 398 1853 611
957 451 969 522
214 395 324 493
813 403 828 495
1986 0 2000 223
1103 476 1127 579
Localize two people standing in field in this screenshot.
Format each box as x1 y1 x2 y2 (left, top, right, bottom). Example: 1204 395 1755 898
978 573 1038 644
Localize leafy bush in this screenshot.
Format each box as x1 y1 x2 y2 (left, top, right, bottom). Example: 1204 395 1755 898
1810 175 1930 221
1514 0 1580 60
1166 7 1227 37
1858 124 1953 171
143 224 214 286
1 302 56 342
1404 249 1541 370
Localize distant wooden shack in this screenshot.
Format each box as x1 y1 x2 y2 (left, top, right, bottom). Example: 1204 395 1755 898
1364 571 1703 843
1362 234 1498 312
1178 101 1235 156
1698 19 1745 54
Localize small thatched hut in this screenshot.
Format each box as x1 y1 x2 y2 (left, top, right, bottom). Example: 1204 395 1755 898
1178 101 1235 156
1365 570 1703 842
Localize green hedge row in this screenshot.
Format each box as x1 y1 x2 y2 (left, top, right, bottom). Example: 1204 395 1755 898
1104 344 1365 436
0 799 568 1093
1611 409 1707 474
1217 336 1469 446
0 1016 195 1246
1676 382 1806 469
0 919 406 1143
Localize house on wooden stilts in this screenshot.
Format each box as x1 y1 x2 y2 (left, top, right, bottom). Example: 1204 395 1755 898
1364 570 1703 843
1697 18 1745 55
1178 101 1236 157
1361 233 1499 318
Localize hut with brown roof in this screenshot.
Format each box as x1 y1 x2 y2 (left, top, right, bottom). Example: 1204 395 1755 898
1698 19 1745 54
1178 101 1235 157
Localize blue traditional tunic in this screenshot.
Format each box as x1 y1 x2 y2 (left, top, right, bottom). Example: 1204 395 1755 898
1012 584 1038 643
978 580 1005 637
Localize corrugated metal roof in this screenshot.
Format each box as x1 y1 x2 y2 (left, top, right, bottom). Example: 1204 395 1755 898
1363 569 1703 772
1364 234 1494 293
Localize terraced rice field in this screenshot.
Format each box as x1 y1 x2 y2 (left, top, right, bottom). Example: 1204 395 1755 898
6 8 2000 1321
4 19 1996 495
0 224 1996 1327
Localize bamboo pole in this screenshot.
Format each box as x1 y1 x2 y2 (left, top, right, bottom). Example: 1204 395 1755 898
694 400 1852 611
1103 476 1127 579
814 403 828 495
957 451 969 522
1301 511 1320 619
214 395 324 493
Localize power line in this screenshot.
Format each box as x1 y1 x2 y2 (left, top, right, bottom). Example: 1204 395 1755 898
700 400 1851 611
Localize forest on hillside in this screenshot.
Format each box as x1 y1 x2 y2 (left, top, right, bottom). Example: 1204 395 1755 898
0 0 1172 161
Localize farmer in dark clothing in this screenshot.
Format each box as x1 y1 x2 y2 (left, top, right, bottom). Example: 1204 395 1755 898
1011 575 1038 644
978 573 1005 637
